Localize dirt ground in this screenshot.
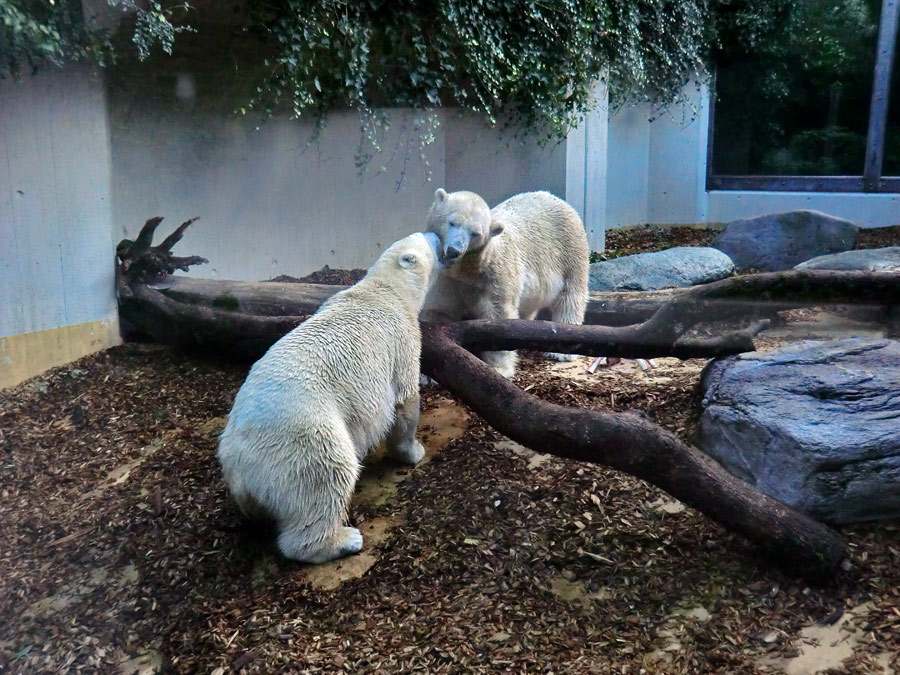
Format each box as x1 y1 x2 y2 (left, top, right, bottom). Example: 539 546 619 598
2 227 900 674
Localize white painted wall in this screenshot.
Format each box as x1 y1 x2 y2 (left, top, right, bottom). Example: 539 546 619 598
565 80 609 250
110 106 447 281
647 84 710 226
0 65 118 338
443 111 566 208
605 104 651 228
707 192 900 227
109 102 591 281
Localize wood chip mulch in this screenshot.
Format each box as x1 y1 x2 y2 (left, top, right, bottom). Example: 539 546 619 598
2 343 900 674
601 223 900 259
267 266 366 286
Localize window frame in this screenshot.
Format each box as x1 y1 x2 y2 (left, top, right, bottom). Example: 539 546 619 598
707 0 900 194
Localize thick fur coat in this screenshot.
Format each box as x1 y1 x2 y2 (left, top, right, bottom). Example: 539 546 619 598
422 189 589 376
217 232 440 563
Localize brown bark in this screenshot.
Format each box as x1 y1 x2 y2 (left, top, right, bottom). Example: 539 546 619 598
422 323 849 582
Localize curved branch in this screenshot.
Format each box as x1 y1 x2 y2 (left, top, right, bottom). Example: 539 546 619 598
445 317 771 359
442 270 900 356
420 324 848 582
117 269 304 360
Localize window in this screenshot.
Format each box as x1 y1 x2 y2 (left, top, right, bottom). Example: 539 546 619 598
708 0 900 193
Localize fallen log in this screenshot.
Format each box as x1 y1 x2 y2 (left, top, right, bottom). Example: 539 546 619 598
422 323 849 582
113 216 900 581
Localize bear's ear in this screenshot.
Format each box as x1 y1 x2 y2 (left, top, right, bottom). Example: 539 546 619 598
399 252 418 269
434 188 449 204
490 219 505 238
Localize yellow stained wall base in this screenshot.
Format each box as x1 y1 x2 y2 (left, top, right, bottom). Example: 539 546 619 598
1 319 121 391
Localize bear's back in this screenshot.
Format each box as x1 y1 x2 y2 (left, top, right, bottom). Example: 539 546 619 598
230 284 416 434
491 191 588 295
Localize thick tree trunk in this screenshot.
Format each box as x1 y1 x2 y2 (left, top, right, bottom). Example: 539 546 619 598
113 216 900 581
148 276 786 327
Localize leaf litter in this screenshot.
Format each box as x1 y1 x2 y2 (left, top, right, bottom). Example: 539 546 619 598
2 225 900 673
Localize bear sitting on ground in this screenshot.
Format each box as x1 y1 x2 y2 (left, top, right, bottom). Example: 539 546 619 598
217 232 441 563
421 189 589 377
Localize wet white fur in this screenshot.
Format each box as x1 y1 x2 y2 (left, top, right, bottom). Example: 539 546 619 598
217 233 439 563
422 190 589 376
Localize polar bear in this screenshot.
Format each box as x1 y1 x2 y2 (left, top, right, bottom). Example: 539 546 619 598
217 232 441 564
421 189 589 377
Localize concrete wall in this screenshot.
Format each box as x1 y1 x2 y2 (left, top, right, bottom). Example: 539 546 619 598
707 192 900 227
1 65 120 389
109 103 588 281
605 83 711 229
566 80 609 251
110 106 447 281
606 104 651 228
443 112 566 209
647 85 710 226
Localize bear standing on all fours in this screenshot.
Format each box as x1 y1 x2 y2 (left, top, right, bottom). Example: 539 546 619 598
421 189 590 377
217 232 442 564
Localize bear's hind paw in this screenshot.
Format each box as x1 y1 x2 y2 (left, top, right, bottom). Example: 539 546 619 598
389 439 426 465
279 526 364 563
544 351 578 363
336 527 364 557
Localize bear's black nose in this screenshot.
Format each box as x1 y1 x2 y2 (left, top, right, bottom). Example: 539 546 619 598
445 246 462 261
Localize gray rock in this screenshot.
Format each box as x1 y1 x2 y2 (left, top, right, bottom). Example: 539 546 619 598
712 210 859 272
795 246 900 272
694 338 900 524
588 247 735 292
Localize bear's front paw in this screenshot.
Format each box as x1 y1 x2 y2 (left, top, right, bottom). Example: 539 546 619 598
544 351 578 362
389 440 426 465
337 527 364 557
419 373 438 387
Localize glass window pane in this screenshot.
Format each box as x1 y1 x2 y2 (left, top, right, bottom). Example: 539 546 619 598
712 0 882 177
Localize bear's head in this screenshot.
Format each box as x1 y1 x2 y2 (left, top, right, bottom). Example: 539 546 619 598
426 189 504 264
368 231 442 300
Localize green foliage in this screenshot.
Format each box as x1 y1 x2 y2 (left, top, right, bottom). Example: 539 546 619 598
112 1 194 61
244 0 710 145
16 0 871 176
1 0 103 77
0 0 190 78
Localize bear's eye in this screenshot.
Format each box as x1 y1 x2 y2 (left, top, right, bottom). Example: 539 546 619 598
448 221 455 228
470 232 481 241
401 254 417 265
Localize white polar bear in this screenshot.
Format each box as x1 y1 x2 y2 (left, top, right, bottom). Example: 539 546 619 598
217 232 441 564
421 189 589 377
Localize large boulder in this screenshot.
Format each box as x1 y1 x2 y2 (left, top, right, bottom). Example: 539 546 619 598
694 338 900 525
588 247 735 292
712 210 859 272
795 246 900 272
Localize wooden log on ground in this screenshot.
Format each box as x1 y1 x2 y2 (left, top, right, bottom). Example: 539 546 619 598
156 275 896 330
422 323 849 582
